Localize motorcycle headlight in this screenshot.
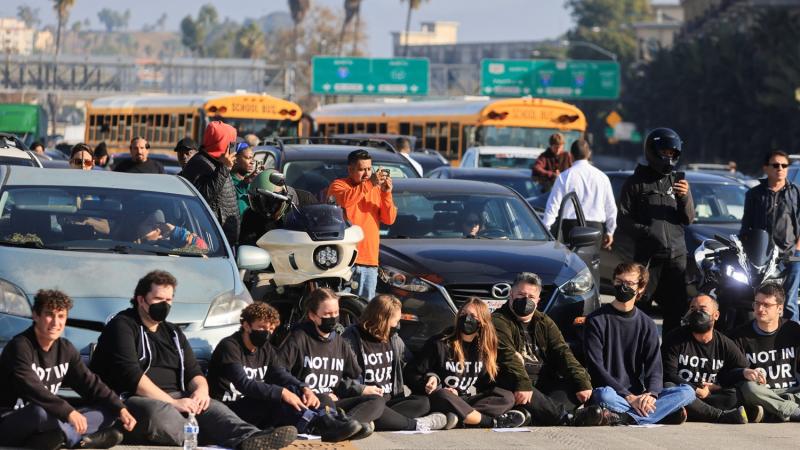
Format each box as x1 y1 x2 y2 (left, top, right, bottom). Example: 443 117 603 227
559 269 594 296
725 265 749 285
204 291 252 328
314 245 340 270
379 266 431 293
0 279 31 318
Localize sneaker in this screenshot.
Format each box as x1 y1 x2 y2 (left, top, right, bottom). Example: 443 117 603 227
77 425 124 448
572 405 604 427
348 421 374 440
512 406 532 427
310 410 362 442
239 425 298 450
717 406 748 425
789 407 800 422
443 412 459 430
23 429 64 450
599 409 634 426
660 407 688 425
492 410 526 428
744 405 764 424
415 413 448 431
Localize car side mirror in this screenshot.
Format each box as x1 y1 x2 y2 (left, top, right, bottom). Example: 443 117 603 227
237 245 271 270
568 226 601 249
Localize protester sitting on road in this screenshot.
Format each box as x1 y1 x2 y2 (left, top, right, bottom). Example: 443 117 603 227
94 142 109 169
662 294 757 424
407 298 526 429
113 137 164 174
69 143 95 171
206 303 362 443
174 137 198 170
461 212 483 238
343 294 457 431
89 270 296 448
584 262 696 425
0 289 136 450
731 283 800 422
131 209 207 250
278 288 386 440
493 273 599 427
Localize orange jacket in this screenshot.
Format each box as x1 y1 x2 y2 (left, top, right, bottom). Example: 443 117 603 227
328 178 397 266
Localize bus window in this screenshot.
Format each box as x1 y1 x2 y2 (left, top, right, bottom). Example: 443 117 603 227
378 123 387 133
192 116 200 142
155 115 162 143
346 123 355 134
399 122 410 136
449 123 460 158
366 123 377 133
438 122 448 151
145 115 155 142
336 123 345 134
110 115 119 141
425 122 437 149
124 115 132 142
355 123 365 133
169 114 178 143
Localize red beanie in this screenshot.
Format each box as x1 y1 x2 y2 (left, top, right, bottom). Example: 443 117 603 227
203 121 237 158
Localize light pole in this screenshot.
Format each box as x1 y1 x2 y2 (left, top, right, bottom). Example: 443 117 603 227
561 39 618 61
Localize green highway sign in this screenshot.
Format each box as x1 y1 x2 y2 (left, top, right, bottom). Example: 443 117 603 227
312 56 429 96
481 59 620 100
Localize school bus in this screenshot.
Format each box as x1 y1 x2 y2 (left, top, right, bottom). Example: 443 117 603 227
85 93 303 153
312 97 586 161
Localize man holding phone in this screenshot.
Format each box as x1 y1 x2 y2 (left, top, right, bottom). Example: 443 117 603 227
618 128 694 333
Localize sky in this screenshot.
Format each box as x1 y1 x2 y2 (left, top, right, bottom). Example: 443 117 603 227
3 0 575 56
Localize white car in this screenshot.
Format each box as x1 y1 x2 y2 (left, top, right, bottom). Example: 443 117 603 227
459 146 545 169
0 134 44 167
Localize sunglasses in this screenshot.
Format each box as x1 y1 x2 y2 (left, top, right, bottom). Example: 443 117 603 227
770 163 789 169
71 159 93 168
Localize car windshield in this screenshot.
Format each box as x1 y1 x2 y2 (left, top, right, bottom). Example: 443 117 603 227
479 127 582 150
0 186 226 257
283 160 418 199
217 118 299 140
381 193 549 241
692 182 748 223
477 154 540 169
459 176 541 197
0 156 36 167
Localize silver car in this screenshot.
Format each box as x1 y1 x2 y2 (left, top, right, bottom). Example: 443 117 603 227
0 166 269 365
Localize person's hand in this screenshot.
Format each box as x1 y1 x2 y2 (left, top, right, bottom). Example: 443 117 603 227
68 410 88 434
554 170 560 178
695 384 710 399
706 382 721 393
673 180 689 197
191 389 211 412
172 397 199 414
327 392 339 402
513 390 533 405
641 394 656 415
575 389 593 405
626 394 655 417
602 233 614 250
424 376 438 395
444 387 459 395
362 385 383 396
744 368 766 385
301 387 320 409
218 151 236 170
119 408 137 432
381 176 393 193
281 388 307 412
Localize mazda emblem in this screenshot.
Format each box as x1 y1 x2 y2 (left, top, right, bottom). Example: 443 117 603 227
491 283 511 299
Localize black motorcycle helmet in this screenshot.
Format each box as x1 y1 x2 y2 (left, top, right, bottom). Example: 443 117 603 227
644 128 682 175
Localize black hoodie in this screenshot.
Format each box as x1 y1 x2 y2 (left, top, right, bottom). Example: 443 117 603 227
407 334 491 397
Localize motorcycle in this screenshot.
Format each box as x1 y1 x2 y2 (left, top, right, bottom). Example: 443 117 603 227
247 172 367 343
693 229 784 331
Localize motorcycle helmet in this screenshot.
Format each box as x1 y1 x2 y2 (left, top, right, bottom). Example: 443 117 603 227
644 128 682 175
248 169 289 219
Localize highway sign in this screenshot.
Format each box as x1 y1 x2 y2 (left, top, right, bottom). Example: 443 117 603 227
481 59 620 100
312 57 429 96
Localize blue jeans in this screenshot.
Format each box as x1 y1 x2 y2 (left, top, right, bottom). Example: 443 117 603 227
349 265 378 301
0 403 116 447
589 385 695 425
783 256 800 322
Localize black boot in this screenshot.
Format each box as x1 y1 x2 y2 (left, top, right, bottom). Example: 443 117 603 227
599 408 635 426
239 426 298 450
572 405 604 426
23 429 64 450
309 410 362 442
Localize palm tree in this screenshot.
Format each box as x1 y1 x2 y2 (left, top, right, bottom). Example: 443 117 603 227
53 0 75 56
401 0 427 57
339 0 361 56
236 22 266 59
288 0 311 61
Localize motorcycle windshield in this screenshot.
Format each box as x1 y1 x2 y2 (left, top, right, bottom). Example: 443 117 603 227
285 204 347 241
742 229 771 267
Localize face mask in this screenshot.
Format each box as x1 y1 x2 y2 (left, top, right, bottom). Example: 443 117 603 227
683 310 713 334
148 301 171 322
318 316 339 334
613 284 637 303
249 329 271 347
458 315 480 335
512 297 536 317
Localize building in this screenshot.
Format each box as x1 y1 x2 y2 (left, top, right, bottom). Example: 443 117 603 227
0 17 35 55
393 21 458 48
632 3 684 61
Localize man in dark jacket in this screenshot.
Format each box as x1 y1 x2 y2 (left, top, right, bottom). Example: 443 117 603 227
532 133 572 192
180 121 241 246
113 137 165 174
740 150 800 322
492 272 598 426
618 128 694 333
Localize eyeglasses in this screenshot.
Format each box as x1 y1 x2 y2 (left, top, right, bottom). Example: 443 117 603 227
71 159 93 168
613 279 638 288
770 163 789 169
753 301 779 310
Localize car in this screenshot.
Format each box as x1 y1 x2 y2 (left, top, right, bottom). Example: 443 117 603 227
331 133 440 176
408 149 450 176
0 133 44 168
0 166 270 366
459 145 545 169
427 167 542 198
109 152 182 174
377 178 600 352
684 163 758 187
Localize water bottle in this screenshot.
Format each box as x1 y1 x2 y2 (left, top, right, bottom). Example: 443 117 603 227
183 413 199 450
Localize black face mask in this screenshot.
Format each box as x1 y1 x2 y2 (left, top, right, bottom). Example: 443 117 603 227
148 301 171 322
683 310 713 334
458 315 480 335
249 329 271 347
318 316 339 334
613 284 637 303
511 297 536 317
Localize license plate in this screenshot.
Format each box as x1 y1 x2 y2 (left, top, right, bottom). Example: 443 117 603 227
481 299 507 312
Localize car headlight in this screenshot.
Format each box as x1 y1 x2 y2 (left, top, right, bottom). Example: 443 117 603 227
559 268 594 296
204 292 252 328
314 245 340 270
0 279 31 318
379 266 431 293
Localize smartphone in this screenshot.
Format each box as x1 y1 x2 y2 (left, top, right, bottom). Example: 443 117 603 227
674 171 685 182
381 168 391 177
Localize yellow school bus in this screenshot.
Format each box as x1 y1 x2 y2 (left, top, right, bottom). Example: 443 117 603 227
312 97 586 161
85 93 303 153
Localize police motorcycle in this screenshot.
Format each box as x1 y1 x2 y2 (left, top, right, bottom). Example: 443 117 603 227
693 229 789 331
247 172 367 343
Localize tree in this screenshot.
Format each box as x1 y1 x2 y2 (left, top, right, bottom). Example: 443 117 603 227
339 0 361 56
288 0 311 60
155 13 168 31
97 8 131 32
180 4 220 57
17 6 40 28
53 0 76 56
235 21 266 59
401 0 427 56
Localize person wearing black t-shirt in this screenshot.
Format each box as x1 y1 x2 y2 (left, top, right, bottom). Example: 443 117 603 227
113 137 165 174
278 288 386 440
207 303 361 442
0 290 136 450
343 294 457 431
731 283 800 422
90 270 296 449
407 298 526 429
662 294 757 424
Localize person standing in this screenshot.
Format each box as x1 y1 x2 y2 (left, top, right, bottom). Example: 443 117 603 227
618 127 694 333
113 137 164 174
532 133 572 192
328 149 397 300
396 137 423 176
740 150 800 322
93 142 109 169
174 137 198 170
231 144 257 216
542 139 616 250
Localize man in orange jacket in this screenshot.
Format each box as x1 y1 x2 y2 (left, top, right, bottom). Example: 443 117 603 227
328 149 397 300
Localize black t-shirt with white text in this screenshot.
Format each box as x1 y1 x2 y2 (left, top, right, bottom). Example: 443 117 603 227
409 336 489 397
662 327 748 388
731 320 800 389
358 328 394 395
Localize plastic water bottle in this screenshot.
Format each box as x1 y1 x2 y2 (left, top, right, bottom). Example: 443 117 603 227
183 413 199 450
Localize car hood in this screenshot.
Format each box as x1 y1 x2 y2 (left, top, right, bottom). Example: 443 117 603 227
687 222 740 244
380 239 586 286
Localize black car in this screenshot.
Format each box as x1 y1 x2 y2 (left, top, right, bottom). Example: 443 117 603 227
427 166 542 198
379 178 600 351
331 133 450 175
